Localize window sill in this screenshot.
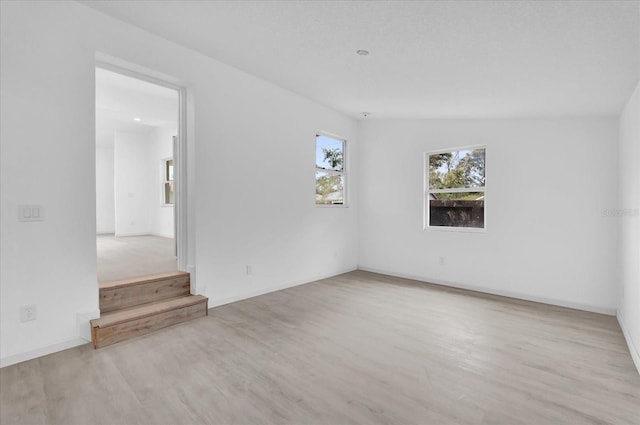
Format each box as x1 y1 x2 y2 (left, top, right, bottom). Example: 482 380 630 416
425 226 486 233
316 204 349 208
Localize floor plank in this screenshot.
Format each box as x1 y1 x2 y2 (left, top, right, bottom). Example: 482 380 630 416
2 270 639 425
97 234 177 282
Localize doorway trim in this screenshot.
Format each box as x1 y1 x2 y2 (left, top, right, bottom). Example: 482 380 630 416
95 59 190 282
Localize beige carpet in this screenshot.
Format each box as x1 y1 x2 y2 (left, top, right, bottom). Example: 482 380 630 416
96 234 177 282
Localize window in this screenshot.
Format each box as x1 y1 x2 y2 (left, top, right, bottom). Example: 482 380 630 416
425 147 485 229
163 158 174 205
315 134 346 205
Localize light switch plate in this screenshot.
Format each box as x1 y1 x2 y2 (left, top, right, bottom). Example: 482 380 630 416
18 205 44 222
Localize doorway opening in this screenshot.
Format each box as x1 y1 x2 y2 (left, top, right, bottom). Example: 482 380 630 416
95 66 181 282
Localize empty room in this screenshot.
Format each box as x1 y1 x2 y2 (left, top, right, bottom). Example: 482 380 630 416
1 1 639 424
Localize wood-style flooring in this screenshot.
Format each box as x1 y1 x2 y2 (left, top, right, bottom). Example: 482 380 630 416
1 271 639 424
97 234 177 282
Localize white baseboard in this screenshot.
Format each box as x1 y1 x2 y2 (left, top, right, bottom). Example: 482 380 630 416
357 266 617 316
114 232 150 237
0 338 88 368
209 266 358 309
617 311 640 375
109 232 174 238
150 232 174 239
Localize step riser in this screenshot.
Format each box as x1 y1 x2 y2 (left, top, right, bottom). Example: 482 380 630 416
100 275 190 313
92 300 207 349
92 272 208 349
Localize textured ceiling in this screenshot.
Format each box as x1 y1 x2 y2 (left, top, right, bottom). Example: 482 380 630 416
82 0 639 119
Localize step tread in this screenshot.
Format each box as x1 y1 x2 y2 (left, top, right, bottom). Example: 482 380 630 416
99 271 190 290
99 272 191 313
92 294 208 329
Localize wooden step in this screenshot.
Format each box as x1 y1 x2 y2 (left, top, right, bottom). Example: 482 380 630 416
99 271 191 313
91 295 208 349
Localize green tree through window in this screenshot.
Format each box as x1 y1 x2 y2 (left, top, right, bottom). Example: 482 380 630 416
426 147 485 228
316 134 345 205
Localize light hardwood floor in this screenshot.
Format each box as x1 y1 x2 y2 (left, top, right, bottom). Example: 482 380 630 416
1 271 639 425
97 234 177 282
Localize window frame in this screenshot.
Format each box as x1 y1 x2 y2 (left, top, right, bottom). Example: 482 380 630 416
162 157 174 207
315 132 348 207
424 145 486 232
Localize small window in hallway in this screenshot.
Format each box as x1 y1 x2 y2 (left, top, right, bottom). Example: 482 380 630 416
164 158 174 205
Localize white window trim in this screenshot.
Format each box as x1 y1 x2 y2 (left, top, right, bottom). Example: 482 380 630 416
315 132 348 208
424 145 486 232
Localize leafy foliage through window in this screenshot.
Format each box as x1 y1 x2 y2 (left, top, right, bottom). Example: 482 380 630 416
426 147 485 228
315 134 345 205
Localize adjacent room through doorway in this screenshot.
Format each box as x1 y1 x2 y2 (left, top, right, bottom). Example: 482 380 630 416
95 67 180 282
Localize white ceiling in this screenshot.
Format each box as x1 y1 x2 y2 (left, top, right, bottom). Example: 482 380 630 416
95 68 178 147
83 0 639 119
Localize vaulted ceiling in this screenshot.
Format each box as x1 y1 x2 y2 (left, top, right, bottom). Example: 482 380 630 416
82 0 639 119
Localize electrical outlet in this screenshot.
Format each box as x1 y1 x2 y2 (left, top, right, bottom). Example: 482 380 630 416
246 265 252 275
439 256 446 266
20 304 37 322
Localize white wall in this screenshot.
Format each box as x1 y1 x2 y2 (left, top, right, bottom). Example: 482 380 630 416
114 131 154 236
96 128 174 237
358 119 619 314
95 146 115 233
618 82 640 372
0 1 100 365
150 127 175 238
0 1 358 365
195 69 359 305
